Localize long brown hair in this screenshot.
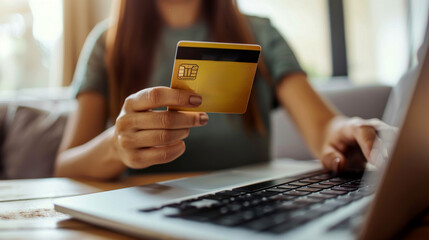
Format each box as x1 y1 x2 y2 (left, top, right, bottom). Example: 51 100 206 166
106 0 271 134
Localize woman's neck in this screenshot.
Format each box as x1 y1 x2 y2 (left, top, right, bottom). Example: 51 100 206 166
156 0 202 29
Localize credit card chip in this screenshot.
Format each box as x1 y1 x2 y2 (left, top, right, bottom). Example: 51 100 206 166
178 64 199 80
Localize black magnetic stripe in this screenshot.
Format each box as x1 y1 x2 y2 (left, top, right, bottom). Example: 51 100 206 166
176 46 260 63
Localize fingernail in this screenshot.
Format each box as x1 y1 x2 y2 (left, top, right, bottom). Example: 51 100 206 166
199 113 209 125
332 157 341 173
189 95 202 106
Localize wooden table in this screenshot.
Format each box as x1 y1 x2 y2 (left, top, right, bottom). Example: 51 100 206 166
0 173 428 239
0 173 202 239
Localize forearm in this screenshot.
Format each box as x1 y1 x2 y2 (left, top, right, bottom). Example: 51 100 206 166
276 73 340 158
54 127 126 180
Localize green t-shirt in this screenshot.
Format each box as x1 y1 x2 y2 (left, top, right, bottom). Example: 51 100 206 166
72 16 303 173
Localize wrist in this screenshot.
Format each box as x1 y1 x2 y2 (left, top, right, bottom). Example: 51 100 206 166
105 127 124 166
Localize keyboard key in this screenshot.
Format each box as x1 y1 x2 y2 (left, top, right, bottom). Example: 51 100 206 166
216 214 246 226
269 195 296 202
237 193 259 201
329 177 352 184
181 208 225 222
341 182 361 188
277 202 301 211
321 189 348 195
319 181 338 187
257 204 278 215
188 199 219 208
277 184 299 190
293 197 323 206
240 201 251 207
201 194 228 201
227 203 243 212
165 206 200 217
214 205 273 226
233 176 299 192
299 178 321 183
266 188 288 193
288 181 310 187
332 186 358 192
283 190 310 197
183 214 216 222
254 190 280 197
307 193 337 200
219 206 230 214
246 199 260 207
243 212 291 231
296 187 321 193
240 210 258 221
215 190 247 197
308 183 331 189
310 174 332 180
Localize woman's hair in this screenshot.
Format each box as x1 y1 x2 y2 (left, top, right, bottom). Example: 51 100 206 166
106 0 271 134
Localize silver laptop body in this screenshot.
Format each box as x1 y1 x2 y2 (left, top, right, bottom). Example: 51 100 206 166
55 30 429 240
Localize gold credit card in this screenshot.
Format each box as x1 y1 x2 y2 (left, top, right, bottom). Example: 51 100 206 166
169 41 261 114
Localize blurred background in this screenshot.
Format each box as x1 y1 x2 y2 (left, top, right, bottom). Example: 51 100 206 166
0 0 428 99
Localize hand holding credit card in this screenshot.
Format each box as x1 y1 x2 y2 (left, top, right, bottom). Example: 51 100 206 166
169 41 261 114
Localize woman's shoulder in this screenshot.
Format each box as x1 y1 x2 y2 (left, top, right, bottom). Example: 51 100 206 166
72 20 110 100
245 15 276 35
85 19 110 51
245 15 279 43
245 15 272 29
244 15 303 82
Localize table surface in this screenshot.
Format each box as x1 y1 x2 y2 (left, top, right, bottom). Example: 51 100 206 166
1 173 428 240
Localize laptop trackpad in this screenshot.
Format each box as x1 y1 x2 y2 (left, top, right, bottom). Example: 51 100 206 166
164 160 321 191
165 171 264 191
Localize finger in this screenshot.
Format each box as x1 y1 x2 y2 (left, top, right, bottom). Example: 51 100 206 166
363 118 399 140
124 87 202 112
321 146 345 174
116 111 209 131
124 141 186 169
353 126 377 160
118 129 190 149
368 136 388 167
361 118 391 130
343 145 368 172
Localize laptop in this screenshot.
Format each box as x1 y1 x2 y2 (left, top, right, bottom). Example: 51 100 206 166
54 32 429 240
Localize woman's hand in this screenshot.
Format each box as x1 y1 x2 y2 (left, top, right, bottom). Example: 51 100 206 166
112 87 208 169
321 116 398 173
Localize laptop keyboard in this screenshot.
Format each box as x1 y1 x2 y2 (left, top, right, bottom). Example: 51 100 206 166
139 171 374 234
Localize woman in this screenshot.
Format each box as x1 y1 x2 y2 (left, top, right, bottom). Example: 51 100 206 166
55 0 382 179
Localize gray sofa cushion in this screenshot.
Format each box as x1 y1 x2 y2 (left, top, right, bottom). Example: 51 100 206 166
0 106 67 179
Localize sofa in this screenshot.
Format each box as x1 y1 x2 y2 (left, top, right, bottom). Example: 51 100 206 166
0 82 393 179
